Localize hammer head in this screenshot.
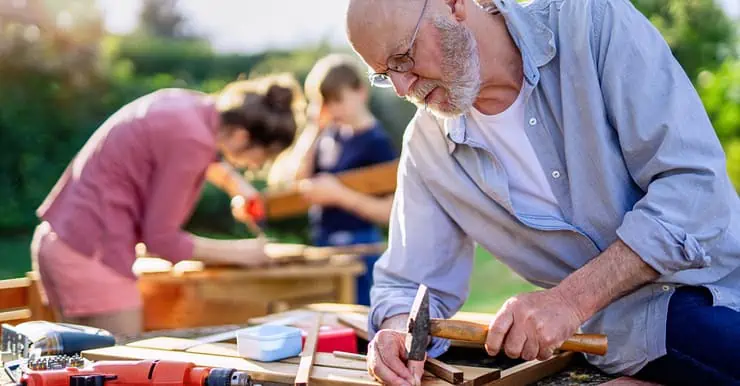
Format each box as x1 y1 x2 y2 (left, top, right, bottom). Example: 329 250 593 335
405 284 430 361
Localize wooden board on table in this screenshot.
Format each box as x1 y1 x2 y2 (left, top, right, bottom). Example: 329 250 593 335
83 344 378 386
295 313 322 385
264 159 399 220
492 352 575 386
131 245 315 273
114 336 576 386
246 305 577 384
134 259 365 282
188 243 386 268
329 352 499 386
127 337 363 371
84 339 503 386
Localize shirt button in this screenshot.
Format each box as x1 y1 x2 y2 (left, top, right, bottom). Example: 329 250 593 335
529 117 537 126
551 170 561 179
662 285 671 292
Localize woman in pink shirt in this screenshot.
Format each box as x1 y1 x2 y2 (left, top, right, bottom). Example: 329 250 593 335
31 74 305 336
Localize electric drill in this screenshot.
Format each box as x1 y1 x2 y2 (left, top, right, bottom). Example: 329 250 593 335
19 359 252 386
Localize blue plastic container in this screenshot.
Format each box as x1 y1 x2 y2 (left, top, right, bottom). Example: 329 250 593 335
236 325 303 362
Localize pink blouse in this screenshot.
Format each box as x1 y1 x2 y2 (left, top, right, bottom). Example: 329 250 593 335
36 89 220 279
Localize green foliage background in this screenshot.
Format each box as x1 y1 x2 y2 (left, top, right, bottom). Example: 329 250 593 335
0 0 737 282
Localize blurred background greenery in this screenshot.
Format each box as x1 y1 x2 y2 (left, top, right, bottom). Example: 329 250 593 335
0 0 738 313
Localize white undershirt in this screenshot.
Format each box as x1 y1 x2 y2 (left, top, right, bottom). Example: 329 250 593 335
465 88 563 219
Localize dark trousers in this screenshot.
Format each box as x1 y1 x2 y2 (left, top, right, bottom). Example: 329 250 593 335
634 286 740 385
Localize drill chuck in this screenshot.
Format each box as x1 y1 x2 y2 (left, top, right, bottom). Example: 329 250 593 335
228 371 251 386
206 368 251 386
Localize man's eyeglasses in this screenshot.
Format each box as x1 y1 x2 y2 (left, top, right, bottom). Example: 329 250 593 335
368 0 429 88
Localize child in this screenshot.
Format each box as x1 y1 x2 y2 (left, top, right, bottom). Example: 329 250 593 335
270 54 398 306
32 74 305 336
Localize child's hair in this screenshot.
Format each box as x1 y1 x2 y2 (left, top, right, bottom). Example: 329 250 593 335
304 53 366 104
216 73 306 150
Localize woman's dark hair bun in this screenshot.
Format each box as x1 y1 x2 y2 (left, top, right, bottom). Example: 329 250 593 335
264 84 294 113
216 73 306 151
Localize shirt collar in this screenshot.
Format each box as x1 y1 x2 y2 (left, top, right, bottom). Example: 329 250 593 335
443 115 467 154
441 0 556 152
475 0 557 83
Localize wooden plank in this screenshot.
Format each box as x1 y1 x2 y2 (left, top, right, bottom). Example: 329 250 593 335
265 159 399 220
422 365 500 386
0 308 31 324
187 342 497 384
327 352 477 385
491 352 574 386
303 244 387 262
135 259 366 282
332 351 368 362
304 303 371 314
285 353 367 372
82 345 379 386
295 313 322 385
426 358 465 384
0 278 30 310
185 342 368 372
119 338 501 385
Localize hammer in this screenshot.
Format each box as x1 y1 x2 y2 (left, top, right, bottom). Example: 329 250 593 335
404 285 608 361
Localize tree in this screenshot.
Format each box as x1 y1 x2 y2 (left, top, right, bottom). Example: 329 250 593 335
632 0 737 81
138 0 195 40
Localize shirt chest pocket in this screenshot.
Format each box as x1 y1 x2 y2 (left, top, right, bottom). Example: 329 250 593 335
452 145 516 215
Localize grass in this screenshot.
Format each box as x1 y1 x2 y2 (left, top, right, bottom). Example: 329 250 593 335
0 237 536 313
461 246 538 313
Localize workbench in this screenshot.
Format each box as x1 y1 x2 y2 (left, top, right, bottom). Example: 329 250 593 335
1 315 654 386
133 256 366 332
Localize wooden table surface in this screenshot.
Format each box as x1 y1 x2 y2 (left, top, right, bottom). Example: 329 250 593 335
0 323 630 386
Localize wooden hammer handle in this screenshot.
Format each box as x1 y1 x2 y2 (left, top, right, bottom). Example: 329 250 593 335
429 319 607 356
559 334 608 356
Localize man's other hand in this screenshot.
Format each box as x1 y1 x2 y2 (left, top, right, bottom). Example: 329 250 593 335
485 288 585 361
367 329 424 386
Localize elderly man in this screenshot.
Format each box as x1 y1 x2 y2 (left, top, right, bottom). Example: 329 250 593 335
345 0 740 385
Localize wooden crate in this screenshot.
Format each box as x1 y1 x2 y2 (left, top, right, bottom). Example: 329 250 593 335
0 272 55 326
134 258 366 331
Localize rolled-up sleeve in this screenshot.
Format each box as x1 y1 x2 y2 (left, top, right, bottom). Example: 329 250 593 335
368 121 475 358
595 0 737 275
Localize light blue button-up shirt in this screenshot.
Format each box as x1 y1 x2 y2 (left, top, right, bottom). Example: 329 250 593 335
368 0 740 375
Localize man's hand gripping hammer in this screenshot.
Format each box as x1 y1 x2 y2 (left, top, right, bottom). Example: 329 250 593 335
404 284 608 361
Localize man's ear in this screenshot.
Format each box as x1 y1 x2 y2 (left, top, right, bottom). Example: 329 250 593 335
444 0 468 22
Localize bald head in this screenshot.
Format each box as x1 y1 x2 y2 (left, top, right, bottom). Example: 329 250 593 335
346 0 436 69
346 0 484 118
